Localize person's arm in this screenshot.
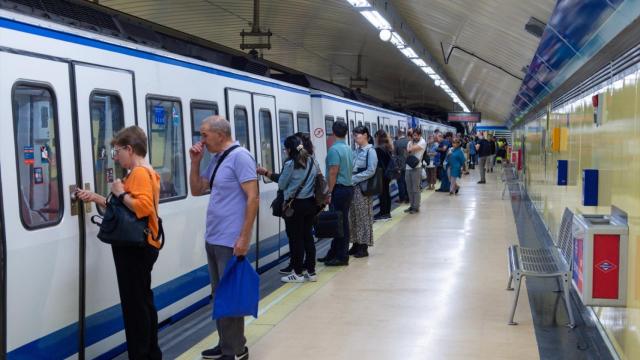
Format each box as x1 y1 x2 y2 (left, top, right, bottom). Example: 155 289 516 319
189 142 209 196
113 169 154 216
234 180 259 256
352 149 378 183
277 161 293 191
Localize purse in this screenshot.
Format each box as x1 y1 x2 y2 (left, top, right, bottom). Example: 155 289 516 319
91 168 165 249
356 149 383 196
405 154 420 169
312 157 329 210
313 210 343 239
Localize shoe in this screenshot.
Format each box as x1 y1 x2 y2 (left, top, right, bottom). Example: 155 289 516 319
455 188 459 194
354 246 369 258
379 214 391 221
202 345 223 359
218 347 249 360
324 259 349 266
317 255 333 262
281 272 305 283
409 208 419 214
477 180 486 184
303 270 318 282
278 265 293 274
403 207 414 213
348 243 360 255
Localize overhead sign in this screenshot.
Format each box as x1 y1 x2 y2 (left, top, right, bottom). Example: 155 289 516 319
447 112 481 123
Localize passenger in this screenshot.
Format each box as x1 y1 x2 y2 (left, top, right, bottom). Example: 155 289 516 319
446 138 466 195
425 134 438 190
275 135 318 282
489 135 497 172
257 132 315 275
76 125 162 360
318 121 354 266
373 129 393 222
404 127 426 213
189 116 258 360
468 136 478 167
436 132 452 192
348 126 378 258
476 133 491 184
393 129 410 203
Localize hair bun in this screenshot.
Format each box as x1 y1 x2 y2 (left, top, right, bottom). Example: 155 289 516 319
296 144 304 151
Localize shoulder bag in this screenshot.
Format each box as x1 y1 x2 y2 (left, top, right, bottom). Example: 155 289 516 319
312 157 329 210
357 148 383 196
273 160 313 218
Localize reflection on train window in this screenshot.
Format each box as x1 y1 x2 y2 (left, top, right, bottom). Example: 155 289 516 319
371 123 378 135
191 100 218 185
259 109 274 183
233 106 250 150
365 122 371 132
279 111 294 161
146 97 186 201
297 113 310 135
13 84 63 229
90 92 126 213
324 116 335 149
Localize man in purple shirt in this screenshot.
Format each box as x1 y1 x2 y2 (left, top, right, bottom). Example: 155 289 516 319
189 116 258 360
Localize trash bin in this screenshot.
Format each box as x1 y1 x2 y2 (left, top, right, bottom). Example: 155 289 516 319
572 211 628 306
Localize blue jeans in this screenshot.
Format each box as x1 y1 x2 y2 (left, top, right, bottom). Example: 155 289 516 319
397 169 408 201
438 166 450 191
326 184 354 262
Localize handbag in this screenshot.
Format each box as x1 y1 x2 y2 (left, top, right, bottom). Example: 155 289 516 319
313 210 343 238
212 256 260 319
91 168 165 249
357 148 383 196
271 159 313 218
312 157 329 210
405 155 420 169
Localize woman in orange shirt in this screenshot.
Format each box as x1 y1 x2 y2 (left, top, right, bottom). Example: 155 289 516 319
77 126 162 359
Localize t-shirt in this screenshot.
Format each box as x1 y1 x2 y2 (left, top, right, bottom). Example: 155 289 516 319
406 137 426 169
477 139 491 157
326 139 353 186
202 142 257 247
124 167 161 249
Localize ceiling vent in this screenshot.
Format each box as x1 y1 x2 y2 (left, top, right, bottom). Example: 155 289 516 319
525 17 546 38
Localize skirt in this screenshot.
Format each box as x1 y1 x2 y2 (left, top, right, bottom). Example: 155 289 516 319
349 188 374 246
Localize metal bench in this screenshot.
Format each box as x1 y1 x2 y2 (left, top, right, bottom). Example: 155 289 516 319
507 207 575 328
501 164 523 199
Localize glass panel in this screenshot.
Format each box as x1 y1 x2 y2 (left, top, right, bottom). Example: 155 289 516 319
90 92 126 213
278 111 294 161
146 97 186 200
259 109 275 179
13 84 63 229
325 115 335 149
191 101 218 177
365 122 371 131
297 113 310 134
233 106 250 150
371 123 378 135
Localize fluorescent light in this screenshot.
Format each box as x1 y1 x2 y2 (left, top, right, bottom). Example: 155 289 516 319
422 66 435 75
411 59 427 67
346 0 371 7
435 79 442 86
379 29 392 41
400 47 418 58
360 10 391 30
429 74 440 81
390 32 406 48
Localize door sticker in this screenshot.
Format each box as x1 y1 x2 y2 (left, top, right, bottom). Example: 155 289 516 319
33 167 43 184
24 145 35 165
106 168 114 183
154 105 166 126
40 145 49 164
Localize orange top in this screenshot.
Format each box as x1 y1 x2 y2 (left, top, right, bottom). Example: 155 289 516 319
124 166 161 249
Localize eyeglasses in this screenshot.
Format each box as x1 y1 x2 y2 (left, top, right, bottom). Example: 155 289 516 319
110 146 126 159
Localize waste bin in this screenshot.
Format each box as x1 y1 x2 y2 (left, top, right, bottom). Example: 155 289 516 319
572 212 628 306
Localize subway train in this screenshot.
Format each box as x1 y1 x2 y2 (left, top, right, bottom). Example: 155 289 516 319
0 5 455 358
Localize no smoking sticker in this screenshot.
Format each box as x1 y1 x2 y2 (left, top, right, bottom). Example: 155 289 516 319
314 128 324 138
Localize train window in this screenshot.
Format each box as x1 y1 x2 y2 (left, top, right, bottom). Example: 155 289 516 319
90 92 126 213
371 123 378 135
297 112 310 135
337 116 345 123
325 115 335 149
146 96 187 201
233 106 250 150
278 110 294 161
365 122 371 132
13 84 63 229
358 121 363 127
190 101 218 195
259 109 275 182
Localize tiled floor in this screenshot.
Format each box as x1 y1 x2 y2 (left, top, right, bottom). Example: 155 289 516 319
248 170 540 360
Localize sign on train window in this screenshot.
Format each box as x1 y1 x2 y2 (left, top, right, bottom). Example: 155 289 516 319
90 92 126 212
12 84 63 229
259 109 275 183
232 106 250 150
191 100 218 184
278 111 294 162
297 113 310 135
146 96 187 201
325 115 335 149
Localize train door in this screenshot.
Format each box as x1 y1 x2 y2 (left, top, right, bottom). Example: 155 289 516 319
224 89 259 266
0 52 82 357
347 110 356 149
252 94 281 266
73 63 136 357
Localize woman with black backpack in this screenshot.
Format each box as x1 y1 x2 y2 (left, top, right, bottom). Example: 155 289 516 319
373 129 394 222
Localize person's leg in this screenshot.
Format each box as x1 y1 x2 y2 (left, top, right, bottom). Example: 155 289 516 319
380 178 391 216
143 246 161 360
411 169 422 210
397 169 408 201
285 207 305 275
301 199 317 274
330 186 353 263
479 156 487 182
405 170 415 209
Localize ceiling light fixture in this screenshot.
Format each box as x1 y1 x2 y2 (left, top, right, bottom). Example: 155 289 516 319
346 0 372 7
360 10 391 30
390 32 406 48
411 59 427 67
400 47 418 58
379 29 392 42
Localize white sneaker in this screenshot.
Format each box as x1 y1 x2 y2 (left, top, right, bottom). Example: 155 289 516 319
303 270 318 282
281 273 305 283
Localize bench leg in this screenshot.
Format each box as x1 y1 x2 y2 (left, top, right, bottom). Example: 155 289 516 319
502 183 507 199
562 274 576 328
506 273 514 290
508 275 522 325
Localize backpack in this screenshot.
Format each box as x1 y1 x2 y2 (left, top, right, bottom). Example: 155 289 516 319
312 157 329 210
384 154 402 180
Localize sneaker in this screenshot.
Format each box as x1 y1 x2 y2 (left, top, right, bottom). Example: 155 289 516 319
477 180 486 184
303 270 318 282
403 207 414 213
201 345 223 359
219 347 249 360
281 272 305 283
409 208 420 214
374 214 391 222
278 265 293 274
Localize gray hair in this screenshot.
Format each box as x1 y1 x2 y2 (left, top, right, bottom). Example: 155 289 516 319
202 115 232 138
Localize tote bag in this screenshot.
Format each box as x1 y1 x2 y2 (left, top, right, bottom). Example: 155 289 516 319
212 256 260 319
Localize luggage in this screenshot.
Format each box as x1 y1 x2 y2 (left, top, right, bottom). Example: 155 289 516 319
314 210 344 239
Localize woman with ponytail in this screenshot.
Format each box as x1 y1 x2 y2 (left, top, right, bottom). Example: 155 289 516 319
276 135 318 282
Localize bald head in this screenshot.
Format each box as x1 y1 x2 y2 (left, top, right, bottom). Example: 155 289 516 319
202 115 232 139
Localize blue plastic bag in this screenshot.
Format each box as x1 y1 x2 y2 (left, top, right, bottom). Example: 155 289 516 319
212 256 260 319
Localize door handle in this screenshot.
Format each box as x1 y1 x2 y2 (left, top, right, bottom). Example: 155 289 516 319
69 185 80 216
83 183 92 213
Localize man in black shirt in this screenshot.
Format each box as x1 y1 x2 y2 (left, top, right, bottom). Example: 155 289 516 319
475 133 491 184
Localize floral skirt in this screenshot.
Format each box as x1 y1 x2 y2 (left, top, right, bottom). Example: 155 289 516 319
349 188 373 246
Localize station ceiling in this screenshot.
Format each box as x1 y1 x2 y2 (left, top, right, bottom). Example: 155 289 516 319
98 0 555 123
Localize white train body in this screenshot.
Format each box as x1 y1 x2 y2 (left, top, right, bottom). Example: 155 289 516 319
0 9 454 358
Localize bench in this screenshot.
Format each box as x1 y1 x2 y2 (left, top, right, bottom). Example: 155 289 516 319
507 207 575 328
501 164 523 200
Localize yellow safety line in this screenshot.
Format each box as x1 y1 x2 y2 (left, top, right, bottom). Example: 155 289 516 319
177 189 436 359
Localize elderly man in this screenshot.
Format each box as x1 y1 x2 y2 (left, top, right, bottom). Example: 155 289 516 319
189 116 258 360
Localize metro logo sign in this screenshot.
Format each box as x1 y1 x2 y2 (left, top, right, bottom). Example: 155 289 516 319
447 112 481 122
596 260 617 273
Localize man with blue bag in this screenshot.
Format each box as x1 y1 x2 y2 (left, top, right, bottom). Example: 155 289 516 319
189 116 259 360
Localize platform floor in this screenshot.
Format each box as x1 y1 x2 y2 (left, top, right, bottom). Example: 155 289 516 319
177 169 540 360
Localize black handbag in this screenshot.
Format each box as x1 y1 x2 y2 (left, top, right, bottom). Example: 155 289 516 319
357 149 383 196
91 169 164 248
405 155 420 169
314 210 343 238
